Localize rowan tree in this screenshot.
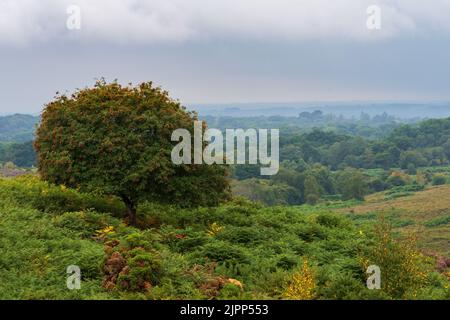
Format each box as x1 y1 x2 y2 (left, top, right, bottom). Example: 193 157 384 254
35 80 230 225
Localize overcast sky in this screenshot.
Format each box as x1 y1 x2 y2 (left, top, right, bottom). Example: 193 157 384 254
1 0 450 114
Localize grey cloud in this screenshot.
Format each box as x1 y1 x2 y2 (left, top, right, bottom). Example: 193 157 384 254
0 0 450 45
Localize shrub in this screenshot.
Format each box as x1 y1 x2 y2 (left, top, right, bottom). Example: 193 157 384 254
296 224 328 242
218 283 245 299
360 219 431 299
283 259 316 300
387 171 410 187
103 241 163 292
276 254 299 270
306 194 319 205
217 226 268 245
197 242 249 266
118 248 163 291
0 194 106 299
174 234 210 253
315 213 344 228
368 178 387 192
53 210 120 238
317 272 372 300
335 168 368 201
0 175 125 216
123 231 159 250
432 174 447 186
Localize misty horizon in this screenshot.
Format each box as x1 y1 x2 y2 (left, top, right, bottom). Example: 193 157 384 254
1 1 450 114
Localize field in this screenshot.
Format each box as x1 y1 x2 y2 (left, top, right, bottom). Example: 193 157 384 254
338 185 450 257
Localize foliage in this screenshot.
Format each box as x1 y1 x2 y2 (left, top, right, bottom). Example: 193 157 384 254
304 174 321 204
360 219 432 298
206 222 225 237
0 141 36 167
432 174 447 186
2 111 450 207
283 259 317 300
0 114 38 143
34 80 229 224
2 105 450 300
335 168 368 201
0 176 448 300
0 175 125 216
232 178 299 206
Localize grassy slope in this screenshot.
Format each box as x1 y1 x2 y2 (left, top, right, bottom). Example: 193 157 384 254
0 114 39 143
338 185 450 256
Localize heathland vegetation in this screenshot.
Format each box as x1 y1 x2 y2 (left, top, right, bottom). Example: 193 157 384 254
0 81 448 299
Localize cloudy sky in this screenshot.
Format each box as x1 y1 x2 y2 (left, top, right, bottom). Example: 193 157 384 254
1 0 450 114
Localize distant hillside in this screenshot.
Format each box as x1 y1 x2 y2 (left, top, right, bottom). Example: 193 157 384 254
338 184 450 257
0 114 39 143
192 102 450 119
0 141 36 167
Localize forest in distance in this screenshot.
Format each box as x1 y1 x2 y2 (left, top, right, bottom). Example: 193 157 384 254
0 89 449 300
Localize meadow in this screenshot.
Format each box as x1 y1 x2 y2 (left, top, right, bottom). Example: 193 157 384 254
339 184 450 257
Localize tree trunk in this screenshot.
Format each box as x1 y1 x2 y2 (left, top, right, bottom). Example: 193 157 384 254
122 196 137 226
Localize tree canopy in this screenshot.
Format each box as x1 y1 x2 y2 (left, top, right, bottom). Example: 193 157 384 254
35 80 230 225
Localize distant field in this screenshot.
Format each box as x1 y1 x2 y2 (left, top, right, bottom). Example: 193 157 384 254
338 185 450 256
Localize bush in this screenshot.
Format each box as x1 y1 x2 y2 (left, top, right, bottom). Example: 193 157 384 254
196 242 250 266
368 178 387 192
306 194 319 205
53 210 121 238
360 220 432 298
103 240 163 292
218 283 247 299
276 254 299 270
0 175 124 216
386 171 410 187
118 248 163 291
283 260 316 300
432 174 447 186
316 213 344 228
317 272 372 300
217 226 268 245
296 224 328 242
